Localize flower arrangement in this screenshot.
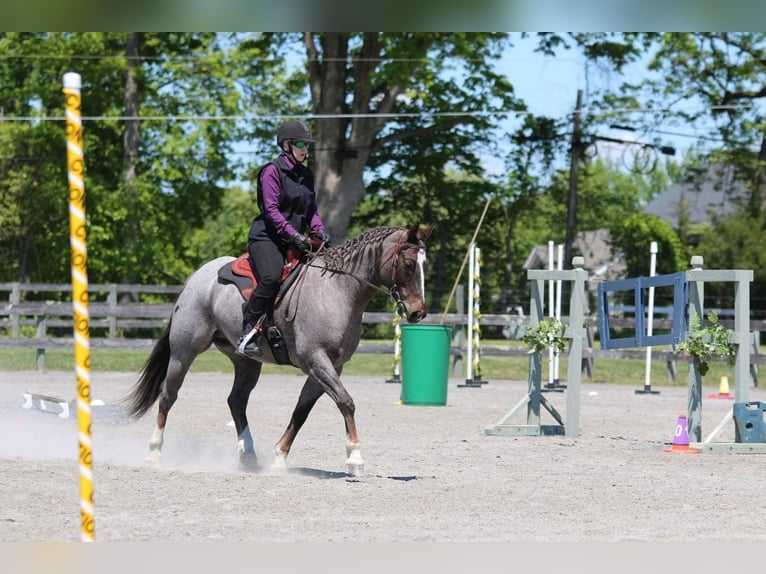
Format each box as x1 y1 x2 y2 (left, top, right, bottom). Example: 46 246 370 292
522 318 568 354
677 310 736 375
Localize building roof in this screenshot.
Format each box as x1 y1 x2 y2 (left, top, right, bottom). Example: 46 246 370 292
643 163 747 227
523 229 625 290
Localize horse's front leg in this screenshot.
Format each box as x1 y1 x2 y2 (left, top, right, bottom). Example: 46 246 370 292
273 376 325 470
309 362 364 477
343 421 364 477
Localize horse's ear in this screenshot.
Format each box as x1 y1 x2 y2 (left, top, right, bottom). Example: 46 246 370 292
407 222 435 244
417 222 436 242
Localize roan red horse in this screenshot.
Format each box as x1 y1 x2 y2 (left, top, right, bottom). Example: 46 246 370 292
126 224 432 476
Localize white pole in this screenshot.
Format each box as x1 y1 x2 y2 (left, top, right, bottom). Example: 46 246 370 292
547 241 554 386
643 241 658 389
554 244 564 383
466 243 475 381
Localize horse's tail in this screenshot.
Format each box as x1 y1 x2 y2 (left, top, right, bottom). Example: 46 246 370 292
125 318 172 419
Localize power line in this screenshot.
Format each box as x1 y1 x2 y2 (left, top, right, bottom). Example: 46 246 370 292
0 104 752 123
0 111 531 122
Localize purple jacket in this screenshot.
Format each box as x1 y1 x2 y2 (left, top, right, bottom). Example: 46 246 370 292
249 153 325 244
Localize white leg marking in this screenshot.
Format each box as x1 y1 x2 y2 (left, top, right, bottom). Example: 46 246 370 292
345 441 365 477
271 448 288 471
145 426 164 467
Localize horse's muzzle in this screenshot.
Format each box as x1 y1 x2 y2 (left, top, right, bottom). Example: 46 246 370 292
405 308 427 323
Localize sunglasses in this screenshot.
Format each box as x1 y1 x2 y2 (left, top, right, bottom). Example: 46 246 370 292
290 140 309 149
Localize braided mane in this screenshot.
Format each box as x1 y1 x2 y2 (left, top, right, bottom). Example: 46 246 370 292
321 226 405 274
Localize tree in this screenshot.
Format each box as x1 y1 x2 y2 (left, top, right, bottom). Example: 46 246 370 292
0 33 277 284
695 212 766 316
611 33 766 214
246 32 521 243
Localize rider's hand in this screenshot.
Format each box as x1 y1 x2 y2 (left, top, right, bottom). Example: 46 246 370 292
289 232 312 253
316 233 332 248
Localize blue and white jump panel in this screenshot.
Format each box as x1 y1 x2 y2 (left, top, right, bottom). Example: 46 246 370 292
597 272 687 350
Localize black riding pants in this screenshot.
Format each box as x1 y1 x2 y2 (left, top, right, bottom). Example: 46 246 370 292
243 239 285 323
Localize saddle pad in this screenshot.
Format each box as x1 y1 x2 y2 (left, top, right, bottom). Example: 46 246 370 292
217 256 254 300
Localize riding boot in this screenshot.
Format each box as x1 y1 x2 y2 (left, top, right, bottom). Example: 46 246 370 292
236 312 265 358
237 293 269 359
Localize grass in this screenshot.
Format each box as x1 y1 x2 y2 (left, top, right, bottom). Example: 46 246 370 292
0 339 746 388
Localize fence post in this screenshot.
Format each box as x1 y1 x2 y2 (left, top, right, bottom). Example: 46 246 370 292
108 284 118 339
35 314 47 371
686 256 705 443
10 282 20 338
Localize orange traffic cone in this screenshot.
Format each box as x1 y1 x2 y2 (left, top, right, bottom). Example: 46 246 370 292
664 414 700 454
707 374 733 400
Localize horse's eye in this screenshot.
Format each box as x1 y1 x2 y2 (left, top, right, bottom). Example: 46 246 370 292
404 260 415 270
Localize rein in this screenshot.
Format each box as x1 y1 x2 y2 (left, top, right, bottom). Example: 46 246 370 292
282 236 419 322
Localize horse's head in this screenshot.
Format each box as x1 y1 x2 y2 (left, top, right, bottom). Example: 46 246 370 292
388 222 435 323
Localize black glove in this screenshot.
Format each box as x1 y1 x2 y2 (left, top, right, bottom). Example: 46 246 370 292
316 233 332 248
289 232 312 253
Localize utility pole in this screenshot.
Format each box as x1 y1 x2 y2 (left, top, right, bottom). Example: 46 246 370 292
564 89 583 271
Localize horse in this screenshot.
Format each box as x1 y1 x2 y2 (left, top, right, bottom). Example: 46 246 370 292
125 223 433 476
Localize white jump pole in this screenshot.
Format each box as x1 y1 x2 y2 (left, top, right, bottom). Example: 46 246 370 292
637 241 660 395
553 243 563 386
547 241 554 387
466 243 475 381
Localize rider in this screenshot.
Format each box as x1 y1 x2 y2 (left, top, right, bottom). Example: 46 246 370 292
236 119 331 358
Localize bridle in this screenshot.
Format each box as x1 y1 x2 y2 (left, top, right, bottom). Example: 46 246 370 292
289 236 425 320
386 240 424 318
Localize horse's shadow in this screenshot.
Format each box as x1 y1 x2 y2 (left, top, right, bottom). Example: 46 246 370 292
288 467 423 481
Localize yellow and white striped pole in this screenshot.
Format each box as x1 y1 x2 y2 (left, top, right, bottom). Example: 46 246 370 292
386 303 402 383
459 245 488 387
471 247 485 381
63 72 94 542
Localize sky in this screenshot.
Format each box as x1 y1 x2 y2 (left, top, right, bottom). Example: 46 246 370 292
489 36 698 178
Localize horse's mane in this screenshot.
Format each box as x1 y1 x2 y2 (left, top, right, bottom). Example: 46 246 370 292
321 226 404 274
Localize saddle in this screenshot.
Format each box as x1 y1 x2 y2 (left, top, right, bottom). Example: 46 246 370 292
216 247 309 366
217 248 304 302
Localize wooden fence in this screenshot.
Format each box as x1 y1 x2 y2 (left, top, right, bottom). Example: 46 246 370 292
1 282 764 379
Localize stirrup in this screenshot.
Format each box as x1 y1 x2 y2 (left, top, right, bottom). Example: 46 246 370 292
236 326 263 358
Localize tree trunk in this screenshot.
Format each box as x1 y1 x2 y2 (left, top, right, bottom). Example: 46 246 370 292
123 32 141 184
305 32 396 242
750 131 766 216
122 32 142 285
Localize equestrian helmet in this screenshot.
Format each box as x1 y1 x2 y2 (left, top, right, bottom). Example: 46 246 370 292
277 120 315 145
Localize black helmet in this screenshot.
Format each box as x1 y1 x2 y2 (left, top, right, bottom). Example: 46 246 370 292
276 120 315 146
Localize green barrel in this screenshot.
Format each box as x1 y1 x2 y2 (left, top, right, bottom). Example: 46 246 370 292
400 324 453 406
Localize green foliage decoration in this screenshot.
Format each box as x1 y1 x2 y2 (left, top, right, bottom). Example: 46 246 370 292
677 310 736 376
522 318 568 354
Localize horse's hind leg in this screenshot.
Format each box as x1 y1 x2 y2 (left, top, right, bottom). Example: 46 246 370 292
146 355 192 467
227 359 262 469
272 376 325 471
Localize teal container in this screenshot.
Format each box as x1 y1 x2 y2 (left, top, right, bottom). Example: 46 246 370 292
400 324 453 406
733 401 766 443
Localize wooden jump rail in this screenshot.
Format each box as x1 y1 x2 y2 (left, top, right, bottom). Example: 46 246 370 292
1 282 764 374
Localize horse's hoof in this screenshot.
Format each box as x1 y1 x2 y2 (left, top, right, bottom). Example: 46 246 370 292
144 452 161 468
239 453 259 470
345 463 365 477
271 452 288 472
